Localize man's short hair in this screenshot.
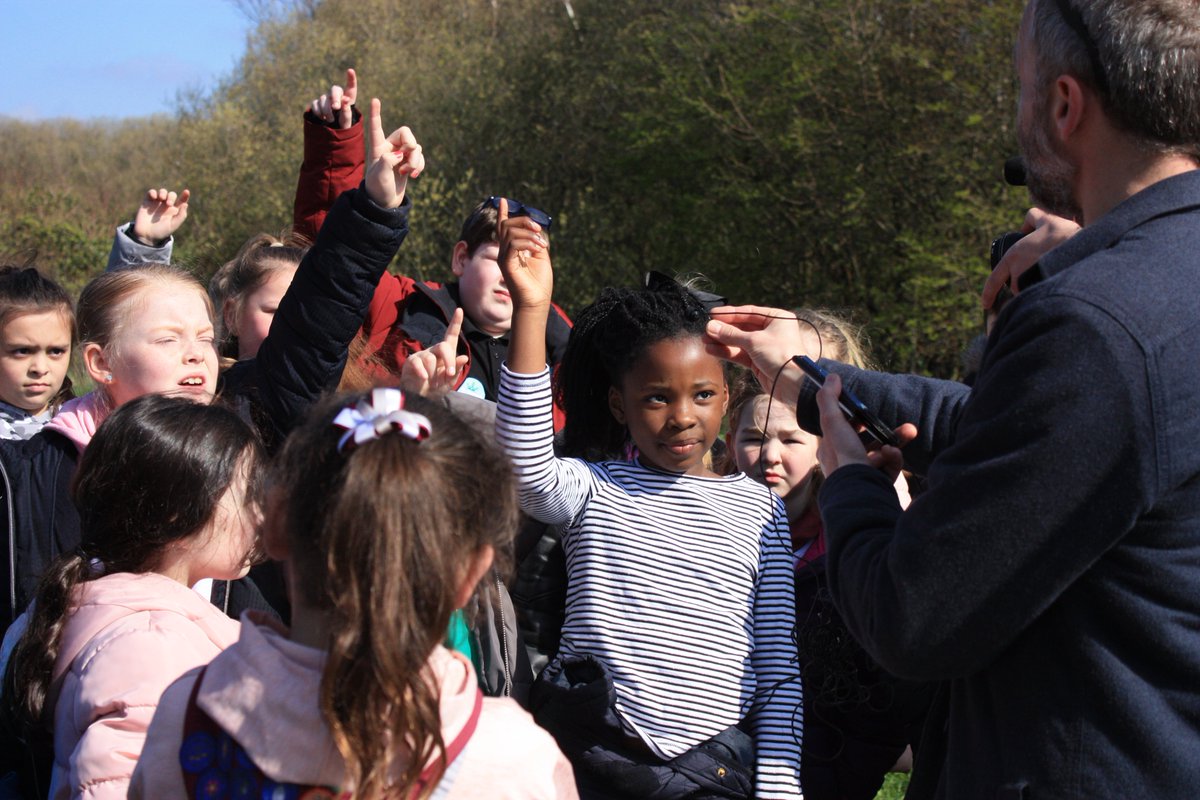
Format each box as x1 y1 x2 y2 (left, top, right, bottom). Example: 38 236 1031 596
1030 0 1200 160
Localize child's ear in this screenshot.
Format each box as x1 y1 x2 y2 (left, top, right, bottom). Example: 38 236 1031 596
450 241 469 278
260 487 290 561
607 386 626 425
82 343 112 386
455 545 495 609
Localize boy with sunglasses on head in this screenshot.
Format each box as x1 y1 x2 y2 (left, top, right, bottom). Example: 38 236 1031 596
295 70 572 416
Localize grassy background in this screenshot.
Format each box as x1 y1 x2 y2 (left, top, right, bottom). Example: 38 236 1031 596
875 773 911 799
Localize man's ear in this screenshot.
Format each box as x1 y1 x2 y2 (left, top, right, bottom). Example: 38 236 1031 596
608 386 626 425
1052 74 1088 145
454 545 494 609
451 241 470 278
82 343 111 386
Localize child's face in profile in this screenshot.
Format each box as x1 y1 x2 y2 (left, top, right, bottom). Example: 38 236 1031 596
185 454 262 584
0 308 72 415
452 241 511 336
730 395 819 503
609 335 728 477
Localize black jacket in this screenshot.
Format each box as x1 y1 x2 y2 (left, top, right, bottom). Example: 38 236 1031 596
0 186 410 633
808 171 1200 799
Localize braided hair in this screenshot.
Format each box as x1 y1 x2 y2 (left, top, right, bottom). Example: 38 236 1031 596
556 276 712 461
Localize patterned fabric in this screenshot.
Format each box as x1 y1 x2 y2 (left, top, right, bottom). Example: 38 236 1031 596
0 400 52 440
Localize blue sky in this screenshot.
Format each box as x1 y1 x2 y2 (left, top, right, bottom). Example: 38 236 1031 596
0 1 253 120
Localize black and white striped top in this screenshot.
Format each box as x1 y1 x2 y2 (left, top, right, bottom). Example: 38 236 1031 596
497 366 803 799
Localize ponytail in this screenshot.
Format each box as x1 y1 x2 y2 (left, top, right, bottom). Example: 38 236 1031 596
276 391 517 800
3 553 91 737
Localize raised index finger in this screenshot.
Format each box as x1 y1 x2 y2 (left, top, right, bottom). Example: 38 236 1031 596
344 67 358 103
444 307 463 345
369 98 385 147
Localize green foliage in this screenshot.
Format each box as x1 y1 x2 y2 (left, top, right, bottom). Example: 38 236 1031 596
0 0 1030 378
875 772 911 800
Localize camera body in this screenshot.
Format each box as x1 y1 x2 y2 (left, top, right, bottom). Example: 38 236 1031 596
988 231 1026 313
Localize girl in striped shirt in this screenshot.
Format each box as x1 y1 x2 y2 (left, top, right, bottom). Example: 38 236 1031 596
493 200 802 799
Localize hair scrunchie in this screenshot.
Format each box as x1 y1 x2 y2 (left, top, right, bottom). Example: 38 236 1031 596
333 388 431 453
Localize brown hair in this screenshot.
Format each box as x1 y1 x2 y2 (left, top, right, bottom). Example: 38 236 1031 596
209 232 309 359
456 200 501 258
0 261 77 410
2 395 264 746
273 391 518 799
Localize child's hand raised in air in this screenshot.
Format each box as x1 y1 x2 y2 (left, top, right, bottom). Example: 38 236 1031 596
496 198 551 310
364 99 423 209
132 187 190 246
400 308 469 396
309 67 358 129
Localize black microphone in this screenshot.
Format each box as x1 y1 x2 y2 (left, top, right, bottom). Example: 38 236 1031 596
1004 157 1027 187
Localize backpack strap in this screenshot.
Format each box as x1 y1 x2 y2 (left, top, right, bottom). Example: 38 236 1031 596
409 687 484 798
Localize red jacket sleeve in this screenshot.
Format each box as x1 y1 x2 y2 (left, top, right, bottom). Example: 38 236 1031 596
292 110 366 243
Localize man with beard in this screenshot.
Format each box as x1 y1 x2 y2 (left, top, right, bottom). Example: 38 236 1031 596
705 1 1200 797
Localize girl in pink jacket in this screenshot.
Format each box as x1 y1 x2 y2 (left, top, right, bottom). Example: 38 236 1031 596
2 394 266 800
130 388 577 800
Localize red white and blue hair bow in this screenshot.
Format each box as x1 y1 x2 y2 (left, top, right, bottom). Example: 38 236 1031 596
333 388 431 453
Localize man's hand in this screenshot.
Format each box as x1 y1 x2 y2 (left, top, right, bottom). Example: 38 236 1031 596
815 373 916 481
982 208 1081 309
131 187 190 245
309 68 358 130
704 305 820 397
364 98 423 209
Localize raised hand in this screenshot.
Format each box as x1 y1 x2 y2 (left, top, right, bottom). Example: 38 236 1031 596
131 187 190 245
309 67 358 130
496 197 552 310
400 308 469 395
363 98 423 209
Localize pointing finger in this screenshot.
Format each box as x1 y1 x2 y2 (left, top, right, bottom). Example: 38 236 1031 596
369 98 385 148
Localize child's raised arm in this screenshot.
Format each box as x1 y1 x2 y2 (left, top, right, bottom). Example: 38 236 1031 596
496 199 551 375
223 98 418 449
106 187 190 271
293 68 365 242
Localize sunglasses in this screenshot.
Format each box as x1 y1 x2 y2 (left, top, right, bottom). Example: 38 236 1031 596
487 196 553 230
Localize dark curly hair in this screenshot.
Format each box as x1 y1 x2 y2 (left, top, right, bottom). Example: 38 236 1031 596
555 276 713 461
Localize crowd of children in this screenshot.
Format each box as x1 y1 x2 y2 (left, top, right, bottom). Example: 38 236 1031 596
0 73 930 800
